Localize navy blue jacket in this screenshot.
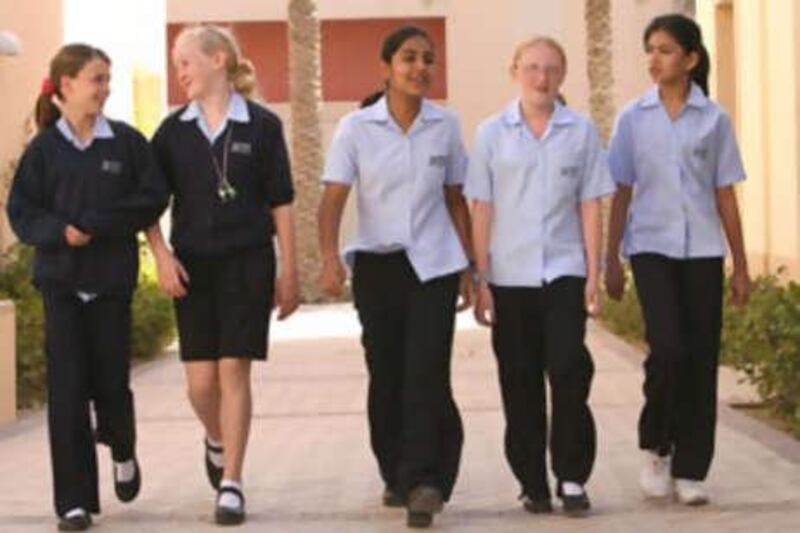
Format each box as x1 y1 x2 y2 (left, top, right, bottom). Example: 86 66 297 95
151 100 295 256
7 121 169 294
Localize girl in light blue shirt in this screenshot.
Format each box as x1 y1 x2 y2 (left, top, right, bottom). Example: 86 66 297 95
605 14 750 506
466 36 615 518
317 25 473 529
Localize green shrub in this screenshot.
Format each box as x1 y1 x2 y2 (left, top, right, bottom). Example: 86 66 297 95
0 243 175 409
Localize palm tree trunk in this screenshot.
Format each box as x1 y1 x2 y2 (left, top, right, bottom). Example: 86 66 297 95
288 0 324 302
585 0 615 143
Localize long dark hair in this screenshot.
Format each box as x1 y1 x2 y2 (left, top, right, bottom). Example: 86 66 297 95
644 14 710 95
35 43 111 131
360 25 433 108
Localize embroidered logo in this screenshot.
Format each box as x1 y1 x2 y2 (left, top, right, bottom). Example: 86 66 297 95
231 141 252 155
101 160 122 174
560 165 580 178
429 154 448 167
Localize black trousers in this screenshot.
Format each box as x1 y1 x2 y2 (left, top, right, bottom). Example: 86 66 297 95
352 252 463 501
490 277 596 501
42 290 136 517
630 253 723 480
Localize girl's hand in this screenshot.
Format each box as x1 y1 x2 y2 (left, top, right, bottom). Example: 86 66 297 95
585 276 601 317
64 225 91 247
456 270 474 312
275 269 300 320
730 266 750 307
154 249 189 298
473 281 495 327
319 257 347 298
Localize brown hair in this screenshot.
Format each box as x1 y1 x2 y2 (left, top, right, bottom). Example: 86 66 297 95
174 24 257 98
509 36 568 75
35 43 110 131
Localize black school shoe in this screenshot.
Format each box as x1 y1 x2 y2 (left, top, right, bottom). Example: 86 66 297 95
215 485 246 526
406 485 444 528
556 482 591 518
57 511 92 531
520 494 553 514
382 486 405 508
114 457 141 503
205 438 224 490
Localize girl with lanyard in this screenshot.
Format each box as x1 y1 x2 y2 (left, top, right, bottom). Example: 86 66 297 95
318 25 474 529
466 37 615 518
605 14 749 505
7 44 167 531
146 25 299 525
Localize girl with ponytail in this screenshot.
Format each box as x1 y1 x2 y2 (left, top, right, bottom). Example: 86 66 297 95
605 14 750 506
146 24 298 526
7 43 168 530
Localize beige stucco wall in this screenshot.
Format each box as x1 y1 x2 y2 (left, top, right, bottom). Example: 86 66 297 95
0 301 16 426
166 0 677 245
0 0 64 250
167 0 676 140
699 0 800 278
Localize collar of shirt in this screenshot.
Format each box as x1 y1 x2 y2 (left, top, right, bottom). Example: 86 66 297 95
501 98 575 139
359 95 445 130
180 91 251 143
639 82 709 110
56 115 114 151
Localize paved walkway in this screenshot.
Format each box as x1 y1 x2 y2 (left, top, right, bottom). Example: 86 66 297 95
0 305 798 532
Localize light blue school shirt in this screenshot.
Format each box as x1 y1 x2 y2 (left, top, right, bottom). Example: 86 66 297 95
608 84 746 259
464 100 615 287
322 96 469 282
180 91 251 141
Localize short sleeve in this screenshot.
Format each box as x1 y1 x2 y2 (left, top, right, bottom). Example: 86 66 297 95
445 115 468 186
322 116 358 185
608 110 636 186
580 123 616 201
714 111 746 187
463 124 494 202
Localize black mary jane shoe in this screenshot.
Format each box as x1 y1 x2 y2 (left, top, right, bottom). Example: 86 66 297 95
114 457 141 503
215 485 246 526
520 493 554 514
57 511 92 531
406 485 443 528
556 482 591 518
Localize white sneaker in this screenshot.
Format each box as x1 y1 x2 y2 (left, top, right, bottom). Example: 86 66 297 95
674 479 709 506
640 450 671 498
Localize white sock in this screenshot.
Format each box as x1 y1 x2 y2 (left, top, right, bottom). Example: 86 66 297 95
206 436 224 468
562 482 584 496
114 459 136 483
64 507 87 519
218 479 243 510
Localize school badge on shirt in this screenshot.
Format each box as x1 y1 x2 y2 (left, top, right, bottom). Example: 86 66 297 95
231 141 252 155
429 154 448 168
101 160 123 174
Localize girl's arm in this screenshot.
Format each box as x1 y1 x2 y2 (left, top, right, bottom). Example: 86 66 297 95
604 185 632 299
445 185 475 311
581 197 603 316
272 203 300 319
716 185 750 306
317 183 350 297
471 199 494 325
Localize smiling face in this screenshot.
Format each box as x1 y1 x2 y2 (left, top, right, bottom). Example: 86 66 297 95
645 29 698 88
382 35 435 99
511 41 565 109
172 34 228 101
58 57 111 117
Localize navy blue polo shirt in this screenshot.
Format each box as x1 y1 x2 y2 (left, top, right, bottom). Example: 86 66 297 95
7 119 169 294
152 94 295 256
